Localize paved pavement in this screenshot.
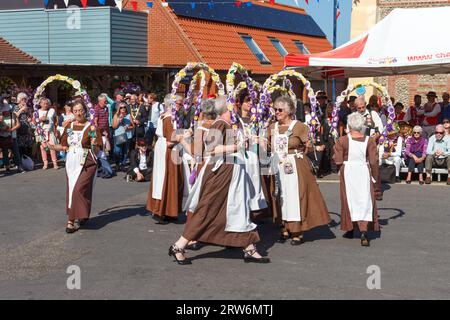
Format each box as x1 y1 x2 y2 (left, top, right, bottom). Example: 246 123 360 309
0 167 449 299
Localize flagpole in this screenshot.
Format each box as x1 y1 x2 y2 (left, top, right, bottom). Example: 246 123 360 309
332 0 337 102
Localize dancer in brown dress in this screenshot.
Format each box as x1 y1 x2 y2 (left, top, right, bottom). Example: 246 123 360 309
146 95 184 224
49 101 102 233
175 99 217 251
265 96 331 245
333 113 380 246
168 96 270 265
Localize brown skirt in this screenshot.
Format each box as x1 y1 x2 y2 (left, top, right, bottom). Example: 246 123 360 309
66 153 97 221
183 163 260 248
147 148 183 218
275 156 331 234
339 163 380 232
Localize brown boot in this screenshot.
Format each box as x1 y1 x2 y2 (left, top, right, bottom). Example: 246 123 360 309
425 176 432 184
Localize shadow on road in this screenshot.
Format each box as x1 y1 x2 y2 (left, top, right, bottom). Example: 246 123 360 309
378 207 406 226
81 204 149 230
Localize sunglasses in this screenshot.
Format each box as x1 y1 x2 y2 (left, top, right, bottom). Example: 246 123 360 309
413 131 421 134
435 131 444 134
443 121 450 124
275 108 285 113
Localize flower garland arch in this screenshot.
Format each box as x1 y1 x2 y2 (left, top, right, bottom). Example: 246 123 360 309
332 81 395 143
33 74 96 143
260 70 320 138
171 62 225 129
226 62 261 130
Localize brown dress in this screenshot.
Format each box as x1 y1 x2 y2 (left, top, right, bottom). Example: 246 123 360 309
332 135 380 232
183 119 260 247
268 121 331 236
147 116 183 218
185 120 213 221
60 123 102 221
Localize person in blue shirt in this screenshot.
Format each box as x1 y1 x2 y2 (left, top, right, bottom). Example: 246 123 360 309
425 124 450 185
439 92 450 124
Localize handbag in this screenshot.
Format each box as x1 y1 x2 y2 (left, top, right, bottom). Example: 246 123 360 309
380 163 396 183
21 155 34 171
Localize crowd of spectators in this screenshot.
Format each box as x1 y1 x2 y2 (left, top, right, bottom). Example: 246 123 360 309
1 87 449 185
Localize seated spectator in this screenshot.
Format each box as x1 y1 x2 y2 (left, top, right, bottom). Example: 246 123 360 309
404 126 428 184
425 124 450 185
443 117 450 136
379 129 404 182
127 138 151 182
394 102 406 122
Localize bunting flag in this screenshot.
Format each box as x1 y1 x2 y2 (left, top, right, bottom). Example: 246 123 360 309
336 0 341 19
191 2 196 9
246 1 252 6
305 0 309 5
44 0 49 6
114 0 123 12
269 0 275 5
81 0 88 8
131 0 138 11
98 0 106 5
148 2 155 8
208 1 214 9
235 0 242 8
64 0 69 6
294 0 299 7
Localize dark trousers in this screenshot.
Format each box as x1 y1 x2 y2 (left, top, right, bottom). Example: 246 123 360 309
408 157 424 173
129 168 151 182
12 138 21 167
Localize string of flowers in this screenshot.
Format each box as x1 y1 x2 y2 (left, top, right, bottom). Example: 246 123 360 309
191 71 207 127
260 70 319 138
33 74 96 147
332 81 395 143
171 62 225 129
226 62 261 131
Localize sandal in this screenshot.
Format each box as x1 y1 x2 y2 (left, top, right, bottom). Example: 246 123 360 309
243 246 270 264
276 231 290 243
290 236 305 246
168 245 192 265
65 221 78 234
361 233 370 247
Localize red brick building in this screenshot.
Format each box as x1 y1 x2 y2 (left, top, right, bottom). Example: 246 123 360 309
126 0 332 92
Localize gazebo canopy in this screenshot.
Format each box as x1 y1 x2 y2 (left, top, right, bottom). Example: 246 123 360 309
284 7 450 79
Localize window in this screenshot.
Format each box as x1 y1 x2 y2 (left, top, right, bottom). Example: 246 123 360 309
240 34 271 65
269 37 288 57
294 40 310 54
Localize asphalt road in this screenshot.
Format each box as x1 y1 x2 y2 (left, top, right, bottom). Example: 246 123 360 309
0 167 449 299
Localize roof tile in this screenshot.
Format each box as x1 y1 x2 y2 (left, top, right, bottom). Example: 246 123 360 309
0 37 40 64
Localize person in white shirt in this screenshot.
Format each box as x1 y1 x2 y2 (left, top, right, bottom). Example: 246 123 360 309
379 130 404 182
147 93 164 146
424 124 450 185
354 96 384 140
128 138 152 182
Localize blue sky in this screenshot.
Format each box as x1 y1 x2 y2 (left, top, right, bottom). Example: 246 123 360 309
278 0 351 47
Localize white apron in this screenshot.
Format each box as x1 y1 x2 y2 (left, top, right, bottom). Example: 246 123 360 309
151 116 172 200
181 151 193 208
65 123 92 209
343 135 373 222
183 126 210 213
225 150 257 232
238 118 267 211
274 121 301 222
